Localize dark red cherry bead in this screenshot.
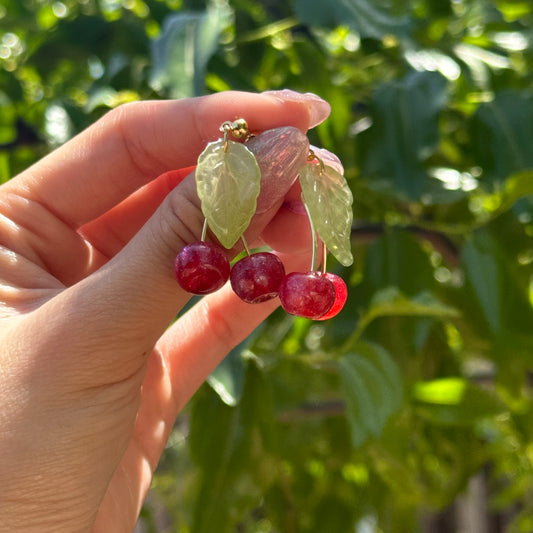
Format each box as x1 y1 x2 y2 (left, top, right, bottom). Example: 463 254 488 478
174 241 230 295
230 252 285 304
279 271 336 319
317 273 348 320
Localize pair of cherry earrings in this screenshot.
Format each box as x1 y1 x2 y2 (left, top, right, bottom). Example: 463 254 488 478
174 119 353 320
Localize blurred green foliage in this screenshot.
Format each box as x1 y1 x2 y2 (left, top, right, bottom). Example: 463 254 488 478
2 0 533 531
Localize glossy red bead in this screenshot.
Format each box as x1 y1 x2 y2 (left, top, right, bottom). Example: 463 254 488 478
230 252 286 304
317 273 348 320
279 271 336 319
174 241 230 295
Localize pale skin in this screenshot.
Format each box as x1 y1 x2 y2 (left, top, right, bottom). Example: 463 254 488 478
0 90 335 532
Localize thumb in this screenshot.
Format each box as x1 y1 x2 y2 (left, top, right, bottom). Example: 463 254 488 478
32 126 310 384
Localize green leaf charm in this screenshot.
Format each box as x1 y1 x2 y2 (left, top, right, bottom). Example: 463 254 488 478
300 162 354 266
196 139 261 249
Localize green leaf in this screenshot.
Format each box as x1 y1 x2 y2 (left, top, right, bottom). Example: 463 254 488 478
149 3 233 98
461 233 502 335
346 287 460 348
300 162 354 266
339 344 403 448
189 386 241 533
480 170 533 216
207 341 246 407
369 287 460 320
358 71 447 200
196 139 261 249
293 0 412 41
0 152 10 184
413 377 506 426
461 231 533 354
357 341 403 407
469 90 533 188
189 359 276 533
413 377 468 405
0 91 16 145
363 229 436 296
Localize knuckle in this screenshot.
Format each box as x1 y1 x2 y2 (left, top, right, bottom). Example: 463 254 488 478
148 190 204 262
105 102 168 180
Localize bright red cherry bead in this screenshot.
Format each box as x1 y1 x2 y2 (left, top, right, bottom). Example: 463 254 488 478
317 273 348 320
230 252 286 304
174 241 230 295
279 271 336 319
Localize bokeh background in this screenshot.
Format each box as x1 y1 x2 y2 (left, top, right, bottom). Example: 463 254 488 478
2 0 533 531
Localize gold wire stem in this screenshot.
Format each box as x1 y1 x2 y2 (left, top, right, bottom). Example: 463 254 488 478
201 218 208 242
321 240 328 275
302 195 318 272
241 235 251 256
221 121 231 152
220 118 251 152
307 149 326 175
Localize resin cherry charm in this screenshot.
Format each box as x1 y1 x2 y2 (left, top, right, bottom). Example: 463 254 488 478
174 241 230 295
230 252 285 304
278 271 336 319
317 272 348 320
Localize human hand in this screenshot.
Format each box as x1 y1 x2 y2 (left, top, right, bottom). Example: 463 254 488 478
0 91 331 532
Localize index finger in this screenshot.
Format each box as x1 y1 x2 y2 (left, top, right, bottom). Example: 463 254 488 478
5 91 329 228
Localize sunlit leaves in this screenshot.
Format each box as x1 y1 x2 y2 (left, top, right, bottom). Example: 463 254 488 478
299 161 354 266
461 231 533 348
150 3 232 98
293 0 412 41
206 339 247 406
3 0 533 531
342 285 460 350
339 343 403 447
0 91 16 144
358 71 448 200
413 377 506 426
470 90 533 188
196 139 261 249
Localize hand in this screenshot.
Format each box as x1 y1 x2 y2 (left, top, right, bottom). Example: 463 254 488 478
0 90 331 532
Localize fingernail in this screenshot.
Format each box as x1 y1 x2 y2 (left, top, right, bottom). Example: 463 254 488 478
246 126 309 214
264 89 331 128
310 145 344 174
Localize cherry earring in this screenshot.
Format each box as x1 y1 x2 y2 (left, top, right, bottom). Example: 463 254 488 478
230 237 286 304
279 149 353 319
174 119 261 295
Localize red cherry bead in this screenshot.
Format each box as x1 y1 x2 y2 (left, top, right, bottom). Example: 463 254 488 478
230 252 285 304
279 271 336 319
317 273 348 320
174 241 230 295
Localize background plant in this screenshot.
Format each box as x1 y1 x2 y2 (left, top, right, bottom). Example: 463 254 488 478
2 0 533 531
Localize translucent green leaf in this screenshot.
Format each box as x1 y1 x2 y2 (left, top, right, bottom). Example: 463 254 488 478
196 139 261 249
300 163 354 266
